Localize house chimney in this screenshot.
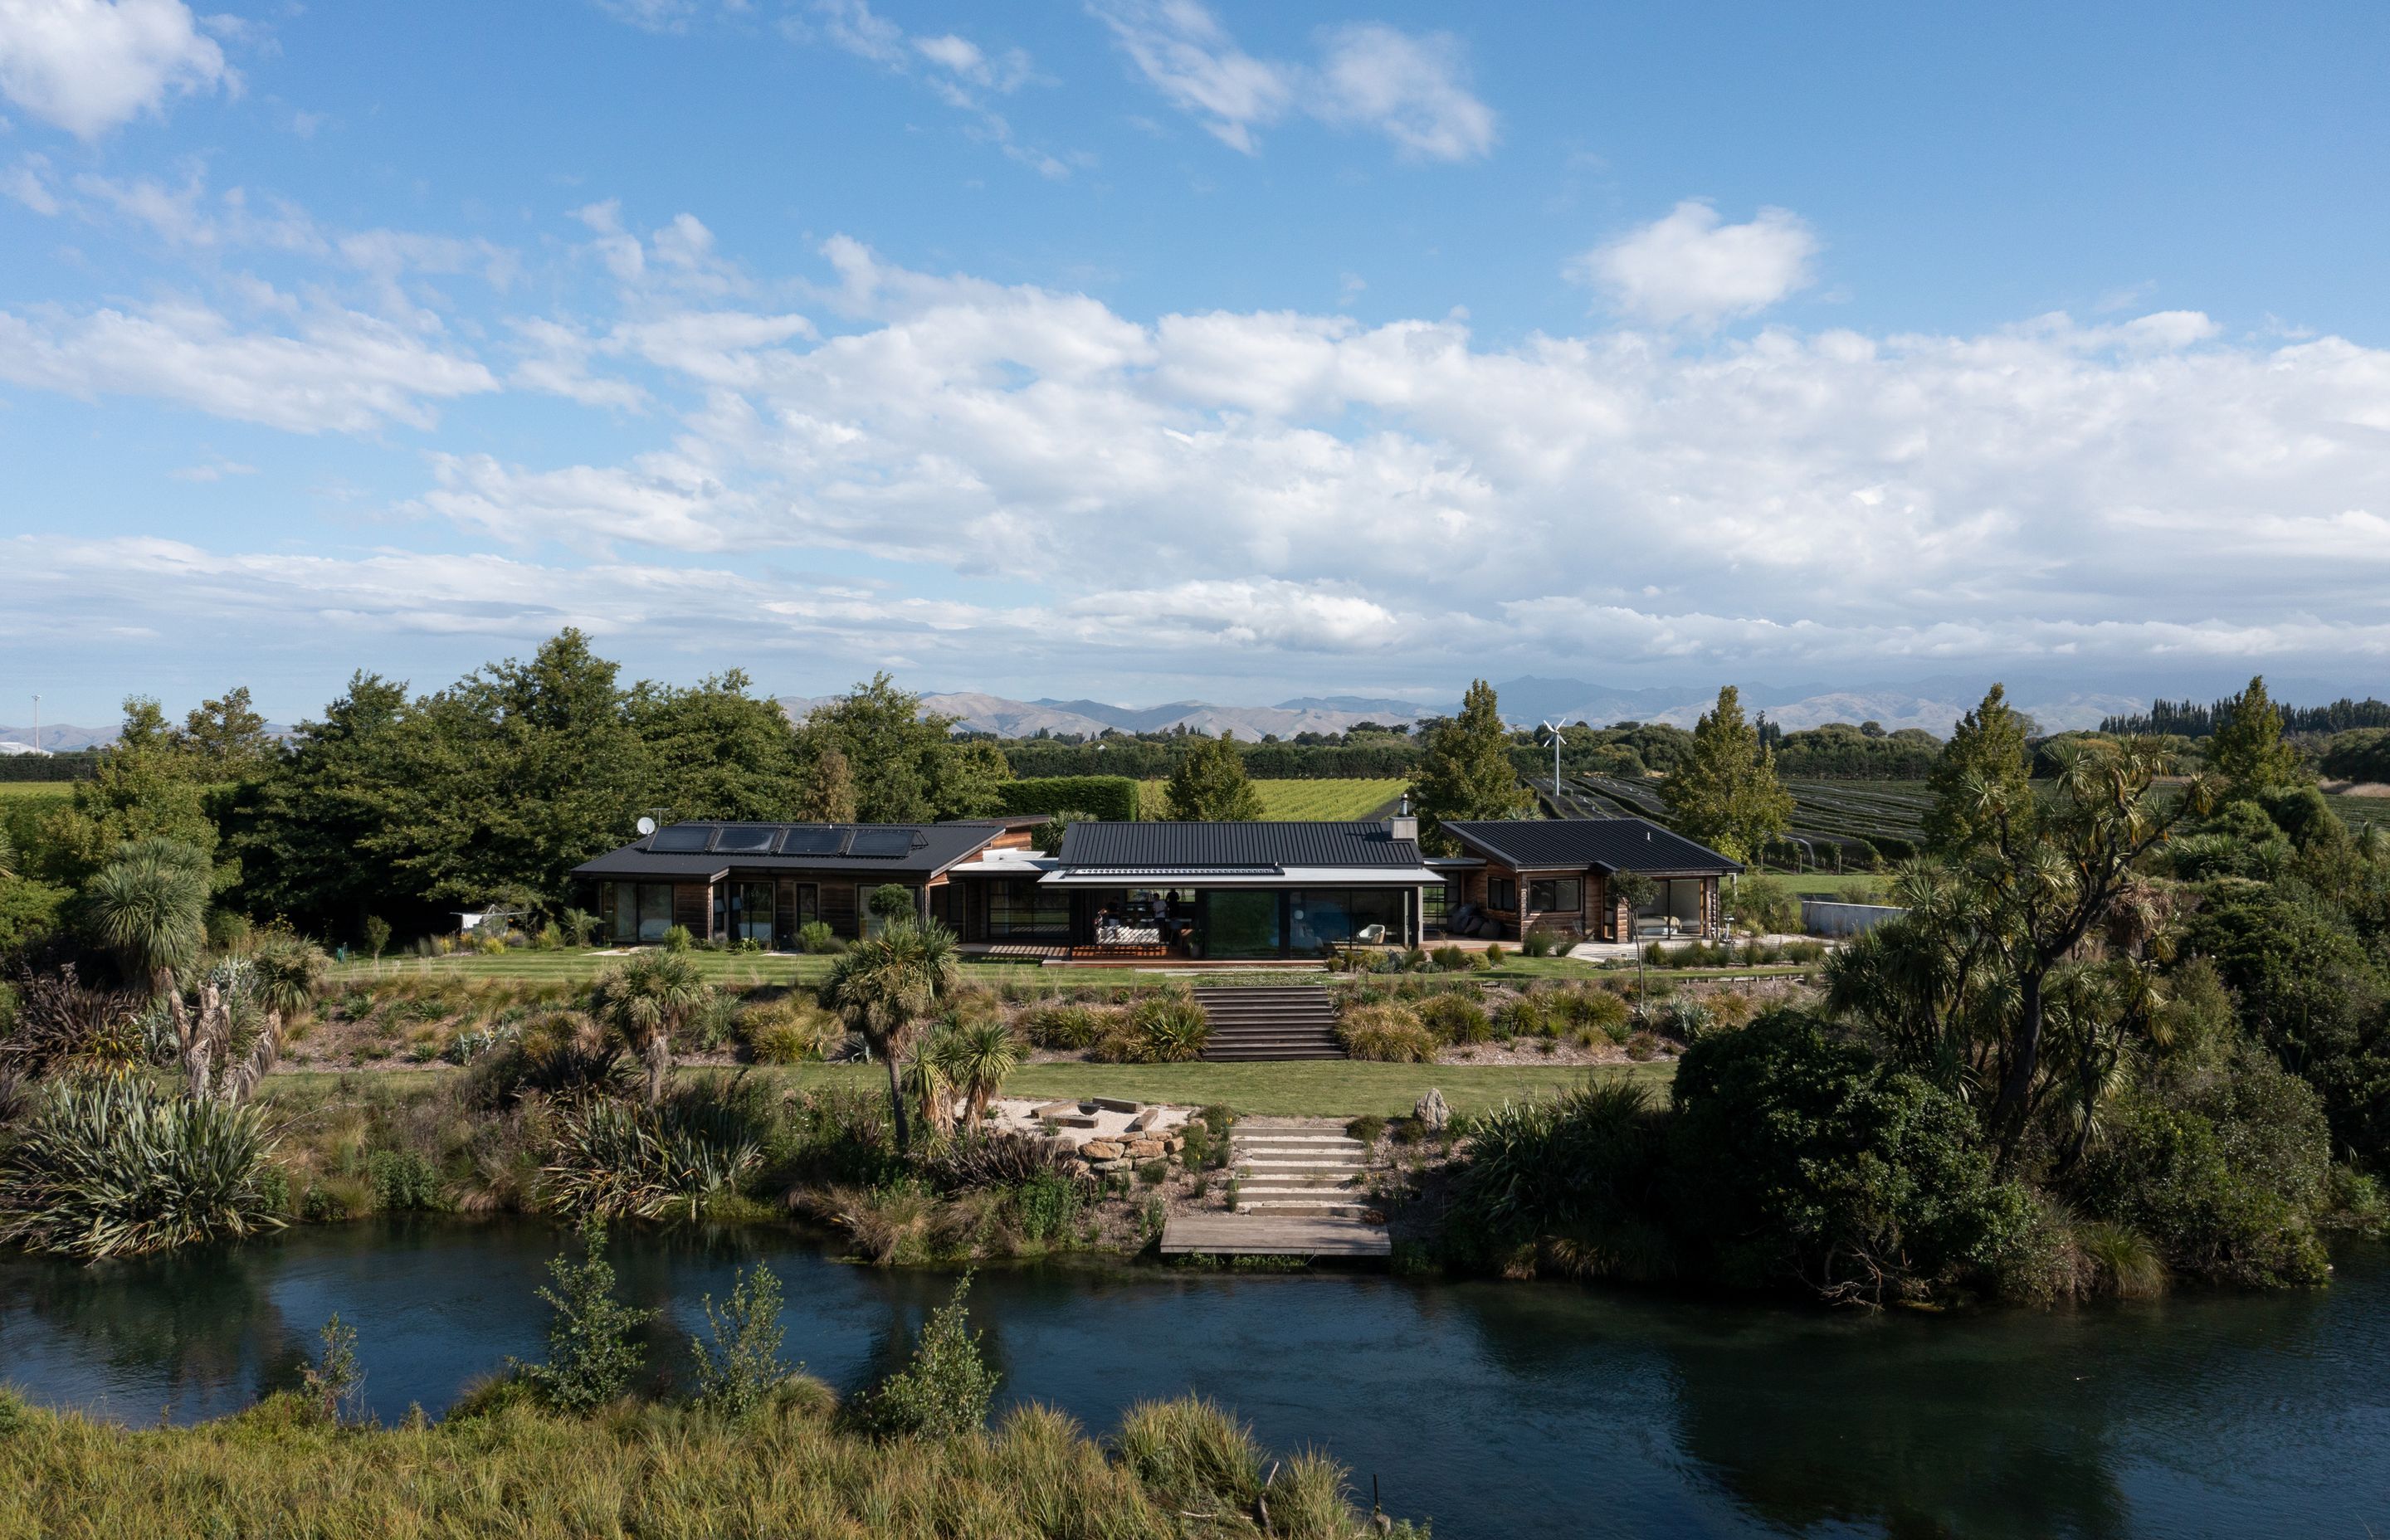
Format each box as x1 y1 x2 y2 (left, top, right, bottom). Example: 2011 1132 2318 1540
1388 792 1418 844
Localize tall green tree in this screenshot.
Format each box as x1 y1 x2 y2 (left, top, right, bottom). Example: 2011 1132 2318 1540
1408 680 1529 850
229 673 412 936
173 686 276 777
2208 675 2305 797
1663 686 1794 863
1162 732 1263 821
797 675 1002 822
37 698 227 891
1924 684 2035 857
373 630 646 909
629 670 808 821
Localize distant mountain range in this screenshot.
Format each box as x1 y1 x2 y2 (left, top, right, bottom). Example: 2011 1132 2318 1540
775 692 1432 740
0 723 117 753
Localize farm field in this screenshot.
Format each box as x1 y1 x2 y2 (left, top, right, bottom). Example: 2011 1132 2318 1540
1136 776 1407 821
0 782 76 800
2326 792 2390 831
1537 772 1929 865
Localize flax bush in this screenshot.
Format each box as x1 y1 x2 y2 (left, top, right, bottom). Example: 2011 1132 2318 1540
0 1075 285 1260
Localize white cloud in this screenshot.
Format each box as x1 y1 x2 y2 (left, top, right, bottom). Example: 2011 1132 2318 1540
168 458 256 481
1574 201 1819 329
0 0 232 138
1090 1 1495 162
0 296 498 431
1311 24 1495 163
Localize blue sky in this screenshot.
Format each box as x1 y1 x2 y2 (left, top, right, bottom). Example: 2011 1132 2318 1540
4 0 2389 724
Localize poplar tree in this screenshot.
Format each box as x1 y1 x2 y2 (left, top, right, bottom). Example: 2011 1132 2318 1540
1408 680 1530 851
1663 685 1793 863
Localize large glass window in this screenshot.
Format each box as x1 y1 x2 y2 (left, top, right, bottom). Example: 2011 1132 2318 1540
1489 877 1517 912
1290 889 1406 949
1205 891 1281 959
1630 878 1706 930
636 882 673 943
1528 877 1583 914
729 880 773 943
988 878 1071 938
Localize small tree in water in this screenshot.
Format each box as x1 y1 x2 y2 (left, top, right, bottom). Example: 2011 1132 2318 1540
852 1272 999 1440
514 1217 656 1413
688 1263 792 1419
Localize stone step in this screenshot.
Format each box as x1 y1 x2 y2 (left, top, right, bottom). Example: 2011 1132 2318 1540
1232 1133 1363 1146
1233 1182 1361 1196
1235 1201 1375 1217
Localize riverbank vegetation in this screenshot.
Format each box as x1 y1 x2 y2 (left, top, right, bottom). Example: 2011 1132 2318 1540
0 1221 1422 1539
1423 680 2390 1305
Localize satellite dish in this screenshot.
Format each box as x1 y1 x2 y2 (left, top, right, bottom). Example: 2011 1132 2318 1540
637 816 658 836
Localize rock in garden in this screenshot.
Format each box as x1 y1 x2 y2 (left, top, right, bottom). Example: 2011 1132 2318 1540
1032 1101 1079 1118
1415 1087 1451 1133
1128 1138 1165 1158
1083 1139 1125 1160
1053 1114 1100 1129
1091 1097 1144 1114
1127 1108 1163 1131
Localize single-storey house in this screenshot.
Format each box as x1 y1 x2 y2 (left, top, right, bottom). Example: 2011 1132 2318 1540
571 811 1739 953
1436 818 1742 942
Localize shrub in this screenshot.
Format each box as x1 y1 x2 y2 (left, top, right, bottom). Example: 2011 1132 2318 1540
469 1011 630 1106
1336 1003 1437 1063
300 1313 366 1426
1010 1167 1086 1241
851 1274 999 1440
739 996 840 1064
1445 1076 1671 1279
1481 943 1505 967
1520 928 1558 959
932 1133 1089 1195
1345 1114 1387 1144
1021 1002 1106 1051
1732 875 1802 936
661 925 694 953
1113 1396 1264 1513
1432 944 1473 972
1416 992 1491 1045
0 1077 285 1260
794 919 841 955
361 916 392 960
1492 996 1549 1040
1669 1010 2032 1304
512 1218 655 1414
539 1080 764 1221
368 1149 442 1212
688 1263 792 1418
2075 1221 2168 1299
1097 992 1211 1063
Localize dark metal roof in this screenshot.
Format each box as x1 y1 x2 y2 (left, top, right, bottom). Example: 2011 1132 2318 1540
1441 818 1744 875
572 821 1001 880
1056 821 1423 871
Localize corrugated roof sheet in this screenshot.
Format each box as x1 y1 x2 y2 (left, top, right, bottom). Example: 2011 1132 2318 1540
1056 821 1422 870
572 821 999 880
1441 818 1744 874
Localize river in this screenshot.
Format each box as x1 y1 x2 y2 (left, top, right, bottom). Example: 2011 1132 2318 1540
2 1220 2384 1538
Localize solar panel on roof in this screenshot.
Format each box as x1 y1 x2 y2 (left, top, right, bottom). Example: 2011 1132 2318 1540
846 829 919 859
712 826 778 853
649 825 713 852
778 826 845 855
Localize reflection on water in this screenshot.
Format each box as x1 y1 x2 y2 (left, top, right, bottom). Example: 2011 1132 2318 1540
2 1220 2384 1539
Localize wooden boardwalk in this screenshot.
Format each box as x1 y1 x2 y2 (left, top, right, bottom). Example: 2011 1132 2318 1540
1158 1214 1391 1259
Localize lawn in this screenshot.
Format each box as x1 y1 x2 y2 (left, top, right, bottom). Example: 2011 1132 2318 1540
0 782 73 802
263 1059 1670 1118
1136 777 1407 821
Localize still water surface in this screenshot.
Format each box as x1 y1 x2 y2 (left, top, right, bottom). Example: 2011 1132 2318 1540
2 1220 2385 1538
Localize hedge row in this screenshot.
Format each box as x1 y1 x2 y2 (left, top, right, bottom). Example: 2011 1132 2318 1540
995 774 1143 822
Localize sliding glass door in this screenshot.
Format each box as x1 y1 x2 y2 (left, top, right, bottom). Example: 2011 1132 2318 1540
1204 891 1282 959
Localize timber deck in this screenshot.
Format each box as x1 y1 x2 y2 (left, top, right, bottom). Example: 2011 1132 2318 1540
1158 1214 1393 1258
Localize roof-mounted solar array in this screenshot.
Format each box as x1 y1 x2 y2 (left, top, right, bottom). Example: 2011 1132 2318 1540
648 825 714 853
777 826 846 855
846 829 922 859
711 825 778 853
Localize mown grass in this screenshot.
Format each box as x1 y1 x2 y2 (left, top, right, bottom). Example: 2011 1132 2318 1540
0 1387 1410 1539
255 1059 1673 1119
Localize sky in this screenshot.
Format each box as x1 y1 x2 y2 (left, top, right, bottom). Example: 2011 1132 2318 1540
2 0 2389 725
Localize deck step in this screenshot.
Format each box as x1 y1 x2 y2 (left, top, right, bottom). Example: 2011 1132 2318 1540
1194 985 1344 1062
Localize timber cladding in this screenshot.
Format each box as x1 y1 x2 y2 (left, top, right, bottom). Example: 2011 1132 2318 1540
671 883 711 936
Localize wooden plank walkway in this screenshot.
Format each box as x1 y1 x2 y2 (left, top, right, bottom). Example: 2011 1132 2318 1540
1158 1214 1391 1258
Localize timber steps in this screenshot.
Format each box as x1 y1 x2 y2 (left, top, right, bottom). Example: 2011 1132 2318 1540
1229 1119 1375 1219
1195 986 1344 1061
1158 1215 1391 1259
